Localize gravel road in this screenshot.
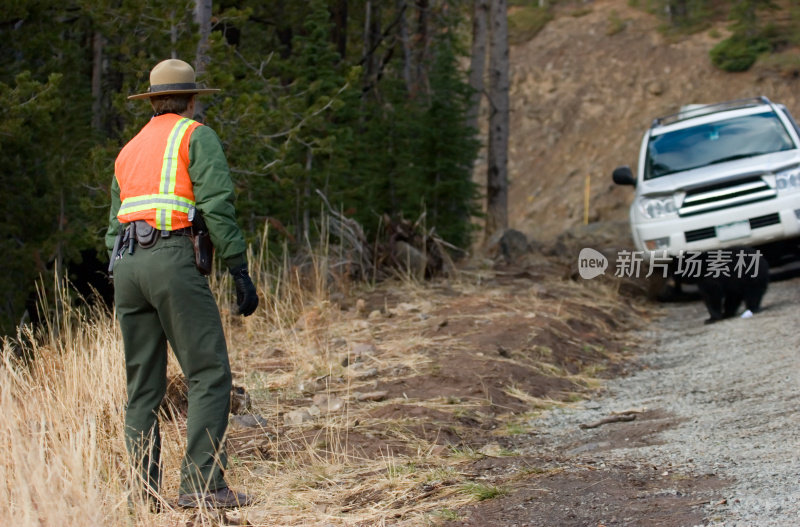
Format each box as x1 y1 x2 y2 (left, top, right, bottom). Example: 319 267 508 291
529 275 800 526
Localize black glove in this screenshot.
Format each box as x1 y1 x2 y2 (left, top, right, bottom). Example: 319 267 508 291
230 264 258 316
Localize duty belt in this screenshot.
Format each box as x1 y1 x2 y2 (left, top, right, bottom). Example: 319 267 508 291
127 221 193 251
160 226 193 238
109 221 195 277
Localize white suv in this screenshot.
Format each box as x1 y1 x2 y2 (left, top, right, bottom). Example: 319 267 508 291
613 96 800 266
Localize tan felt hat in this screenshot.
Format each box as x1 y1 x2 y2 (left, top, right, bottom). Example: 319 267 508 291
128 58 220 100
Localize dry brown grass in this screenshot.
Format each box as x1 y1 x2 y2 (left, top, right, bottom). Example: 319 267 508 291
0 258 477 526
0 281 131 526
0 239 646 526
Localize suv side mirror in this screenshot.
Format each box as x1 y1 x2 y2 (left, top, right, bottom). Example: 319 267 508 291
612 166 636 187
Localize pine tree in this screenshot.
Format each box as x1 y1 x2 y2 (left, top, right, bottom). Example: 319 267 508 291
419 35 481 248
0 72 64 332
0 1 93 332
710 0 775 71
0 0 482 334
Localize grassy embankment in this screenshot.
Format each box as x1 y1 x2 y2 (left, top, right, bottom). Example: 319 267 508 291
0 235 645 526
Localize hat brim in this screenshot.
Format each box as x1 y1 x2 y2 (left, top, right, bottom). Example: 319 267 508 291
128 88 220 100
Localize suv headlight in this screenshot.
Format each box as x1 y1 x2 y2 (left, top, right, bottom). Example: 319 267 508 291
638 196 677 219
775 166 800 193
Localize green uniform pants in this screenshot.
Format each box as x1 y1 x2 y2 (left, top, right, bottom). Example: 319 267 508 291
114 233 231 496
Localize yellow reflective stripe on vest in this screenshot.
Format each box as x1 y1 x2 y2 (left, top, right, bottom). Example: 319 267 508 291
119 194 195 215
154 117 195 230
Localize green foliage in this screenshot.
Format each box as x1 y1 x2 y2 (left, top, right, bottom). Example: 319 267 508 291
728 0 777 37
207 0 480 249
755 50 800 77
606 10 627 36
709 0 784 72
336 32 480 248
434 508 460 520
202 0 361 239
636 0 713 35
629 0 795 72
0 0 99 333
570 7 593 17
506 422 527 435
708 0 777 72
460 482 509 501
0 0 482 334
710 33 771 72
0 72 64 333
508 6 553 44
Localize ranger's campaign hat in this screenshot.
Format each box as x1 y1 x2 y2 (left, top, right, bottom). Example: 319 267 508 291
128 59 220 100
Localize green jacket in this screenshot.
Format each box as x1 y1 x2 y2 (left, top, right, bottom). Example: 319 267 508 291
106 121 247 270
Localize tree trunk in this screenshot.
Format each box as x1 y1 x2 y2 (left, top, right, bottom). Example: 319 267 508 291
363 1 383 94
397 0 412 92
741 1 759 38
413 0 431 96
91 31 104 131
363 0 372 76
486 0 509 238
194 0 212 119
170 10 178 59
303 148 312 243
666 0 688 26
331 0 348 60
467 0 488 132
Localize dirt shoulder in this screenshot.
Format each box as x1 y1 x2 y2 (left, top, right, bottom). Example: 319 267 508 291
447 273 800 527
202 248 664 526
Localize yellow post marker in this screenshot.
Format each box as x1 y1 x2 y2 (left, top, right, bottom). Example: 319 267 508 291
584 173 591 225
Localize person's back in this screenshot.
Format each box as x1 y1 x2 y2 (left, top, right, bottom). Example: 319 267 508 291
106 58 258 510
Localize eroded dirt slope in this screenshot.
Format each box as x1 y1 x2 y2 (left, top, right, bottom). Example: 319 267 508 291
503 0 800 241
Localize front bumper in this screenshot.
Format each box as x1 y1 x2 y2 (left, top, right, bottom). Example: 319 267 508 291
632 194 800 255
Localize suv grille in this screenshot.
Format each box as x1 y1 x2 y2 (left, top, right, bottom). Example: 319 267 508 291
684 213 781 243
750 212 781 229
679 177 776 217
684 227 716 243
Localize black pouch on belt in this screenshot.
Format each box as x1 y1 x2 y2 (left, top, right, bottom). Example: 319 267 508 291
190 211 214 275
134 220 159 249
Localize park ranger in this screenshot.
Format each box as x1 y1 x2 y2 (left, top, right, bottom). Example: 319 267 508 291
106 58 258 509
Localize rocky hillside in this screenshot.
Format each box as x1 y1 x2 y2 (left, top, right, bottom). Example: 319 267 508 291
502 0 800 242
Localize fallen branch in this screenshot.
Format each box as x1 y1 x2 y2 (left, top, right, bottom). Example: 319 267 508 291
579 413 637 429
611 407 646 415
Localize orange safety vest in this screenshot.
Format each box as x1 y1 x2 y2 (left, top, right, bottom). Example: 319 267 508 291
115 114 202 231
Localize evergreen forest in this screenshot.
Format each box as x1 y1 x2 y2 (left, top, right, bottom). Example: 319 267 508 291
2 0 797 335
0 0 483 334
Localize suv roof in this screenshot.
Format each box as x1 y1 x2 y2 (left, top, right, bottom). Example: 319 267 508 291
652 96 773 128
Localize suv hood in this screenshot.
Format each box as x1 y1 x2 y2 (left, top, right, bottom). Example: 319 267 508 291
639 150 800 196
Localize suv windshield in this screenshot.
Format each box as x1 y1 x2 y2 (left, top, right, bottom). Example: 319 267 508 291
645 111 795 180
